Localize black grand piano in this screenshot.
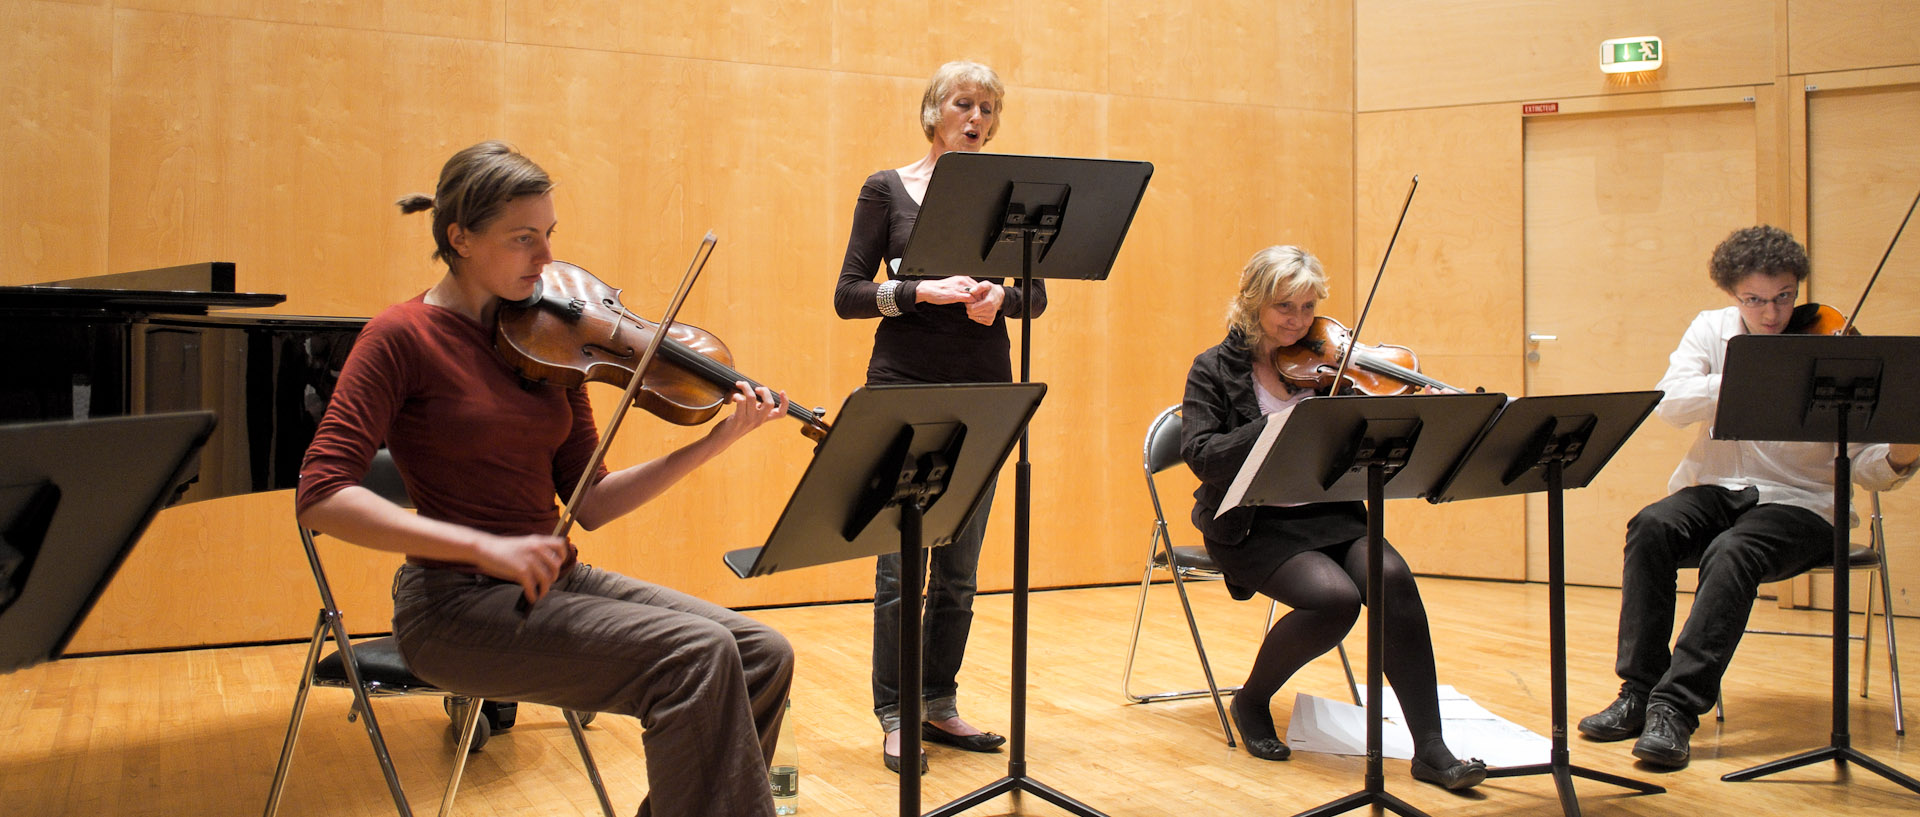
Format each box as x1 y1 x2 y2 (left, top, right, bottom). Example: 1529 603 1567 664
0 262 366 504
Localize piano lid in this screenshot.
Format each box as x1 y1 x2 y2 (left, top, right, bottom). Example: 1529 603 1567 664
3 262 283 313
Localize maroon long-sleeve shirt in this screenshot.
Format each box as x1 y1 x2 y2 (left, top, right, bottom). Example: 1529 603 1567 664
296 294 607 569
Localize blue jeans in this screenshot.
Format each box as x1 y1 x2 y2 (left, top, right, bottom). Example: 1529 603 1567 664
872 482 993 732
1615 485 1832 725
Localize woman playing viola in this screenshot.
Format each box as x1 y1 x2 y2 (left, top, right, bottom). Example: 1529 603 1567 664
1181 245 1485 790
296 141 794 817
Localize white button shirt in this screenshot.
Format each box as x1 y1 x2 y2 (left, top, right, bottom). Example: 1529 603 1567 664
1656 306 1914 526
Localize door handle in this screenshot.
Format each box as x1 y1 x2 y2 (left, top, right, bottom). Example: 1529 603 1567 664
1526 333 1556 362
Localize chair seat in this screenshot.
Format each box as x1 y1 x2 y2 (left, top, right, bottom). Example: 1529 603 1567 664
1837 546 1880 570
316 637 437 692
1162 545 1221 574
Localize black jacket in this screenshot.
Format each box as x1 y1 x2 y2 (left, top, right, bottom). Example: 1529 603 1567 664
1180 329 1270 546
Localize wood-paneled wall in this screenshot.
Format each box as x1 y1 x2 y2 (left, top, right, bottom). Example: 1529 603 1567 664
1354 0 1920 613
10 0 1918 651
1 0 1356 651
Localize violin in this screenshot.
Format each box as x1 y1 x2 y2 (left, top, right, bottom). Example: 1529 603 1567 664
1784 302 1860 336
1271 316 1466 396
1791 184 1920 337
495 260 831 443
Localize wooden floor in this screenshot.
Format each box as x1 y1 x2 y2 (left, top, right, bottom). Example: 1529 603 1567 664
3 578 1916 816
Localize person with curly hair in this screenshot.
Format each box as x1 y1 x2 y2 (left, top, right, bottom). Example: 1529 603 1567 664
1576 225 1918 769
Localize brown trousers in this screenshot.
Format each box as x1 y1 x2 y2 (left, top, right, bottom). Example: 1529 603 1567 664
392 563 793 817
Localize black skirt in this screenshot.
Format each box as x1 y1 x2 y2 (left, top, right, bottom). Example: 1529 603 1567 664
1203 501 1369 600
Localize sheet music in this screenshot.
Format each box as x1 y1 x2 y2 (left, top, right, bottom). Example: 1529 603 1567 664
1216 404 1295 517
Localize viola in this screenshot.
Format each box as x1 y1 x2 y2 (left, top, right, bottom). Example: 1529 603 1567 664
494 260 831 443
1271 316 1465 396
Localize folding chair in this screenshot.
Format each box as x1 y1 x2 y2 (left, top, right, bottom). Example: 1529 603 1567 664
263 450 615 817
1122 405 1359 747
1715 490 1904 735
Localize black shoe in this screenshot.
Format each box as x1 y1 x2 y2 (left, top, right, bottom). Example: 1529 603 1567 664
921 721 1006 752
1631 703 1692 769
1577 689 1647 742
1229 696 1291 761
882 743 929 774
1411 757 1488 791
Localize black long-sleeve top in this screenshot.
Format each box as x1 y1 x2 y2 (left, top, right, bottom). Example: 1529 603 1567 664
833 169 1047 385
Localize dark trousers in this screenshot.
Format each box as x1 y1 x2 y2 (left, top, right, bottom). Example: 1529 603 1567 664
872 482 993 732
1616 485 1832 724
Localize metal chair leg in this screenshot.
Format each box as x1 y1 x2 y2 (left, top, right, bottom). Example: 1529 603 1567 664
1121 519 1239 745
1167 549 1236 746
1120 523 1165 704
263 614 330 817
328 616 416 817
1335 643 1360 705
437 697 487 817
1873 564 1905 735
1862 567 1876 697
564 710 616 817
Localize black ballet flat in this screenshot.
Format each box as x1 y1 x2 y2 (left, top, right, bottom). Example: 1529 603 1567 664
882 743 929 774
921 721 1006 752
1229 696 1291 761
1411 757 1487 791
1242 736 1291 761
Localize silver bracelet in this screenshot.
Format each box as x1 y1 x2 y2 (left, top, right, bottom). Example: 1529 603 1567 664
877 279 902 317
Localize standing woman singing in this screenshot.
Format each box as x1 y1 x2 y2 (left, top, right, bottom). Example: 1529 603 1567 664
1181 245 1484 790
297 141 795 817
833 61 1046 773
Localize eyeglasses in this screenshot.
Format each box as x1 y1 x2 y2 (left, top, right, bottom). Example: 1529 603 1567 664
1735 291 1797 309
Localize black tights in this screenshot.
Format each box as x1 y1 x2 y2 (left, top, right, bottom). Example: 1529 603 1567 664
1231 538 1457 767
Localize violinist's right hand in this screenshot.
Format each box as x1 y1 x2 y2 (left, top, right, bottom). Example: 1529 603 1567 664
473 532 570 605
916 275 982 305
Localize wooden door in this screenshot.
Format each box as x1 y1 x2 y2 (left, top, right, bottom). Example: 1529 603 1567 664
1805 80 1920 616
1522 102 1759 586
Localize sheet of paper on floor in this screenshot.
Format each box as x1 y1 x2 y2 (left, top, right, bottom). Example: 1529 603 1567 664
1284 685 1550 767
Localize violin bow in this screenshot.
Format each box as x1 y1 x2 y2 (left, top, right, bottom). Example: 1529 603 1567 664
1841 185 1920 335
1329 175 1419 393
550 232 719 541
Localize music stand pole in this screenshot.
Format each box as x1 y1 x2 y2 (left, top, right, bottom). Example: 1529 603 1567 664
1482 458 1665 814
899 493 928 815
1291 460 1428 817
1709 333 1920 793
928 225 1104 817
1721 401 1920 792
720 383 1048 817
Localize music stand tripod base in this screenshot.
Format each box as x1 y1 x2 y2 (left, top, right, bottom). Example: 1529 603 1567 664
1714 335 1920 796
1430 392 1668 816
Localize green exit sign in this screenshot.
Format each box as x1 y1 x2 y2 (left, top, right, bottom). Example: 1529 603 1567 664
1600 36 1663 74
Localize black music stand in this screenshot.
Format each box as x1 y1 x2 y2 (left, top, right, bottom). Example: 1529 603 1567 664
0 411 217 674
1712 334 1920 794
896 152 1151 817
1227 392 1505 817
724 383 1046 817
1427 392 1667 816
